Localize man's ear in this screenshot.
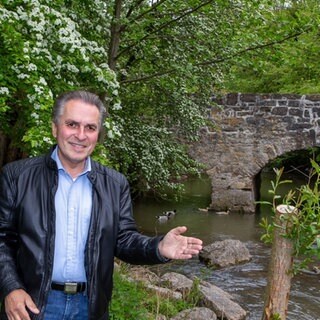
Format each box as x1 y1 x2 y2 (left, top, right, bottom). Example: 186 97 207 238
51 122 57 138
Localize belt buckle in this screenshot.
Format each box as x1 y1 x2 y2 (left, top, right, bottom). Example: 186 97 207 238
64 282 78 294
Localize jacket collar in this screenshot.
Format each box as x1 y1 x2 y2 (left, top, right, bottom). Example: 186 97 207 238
45 145 98 184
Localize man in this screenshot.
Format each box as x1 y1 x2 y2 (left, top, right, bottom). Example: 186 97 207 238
0 90 203 320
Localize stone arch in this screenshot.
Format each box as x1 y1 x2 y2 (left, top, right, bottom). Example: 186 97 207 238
253 147 318 207
189 93 320 213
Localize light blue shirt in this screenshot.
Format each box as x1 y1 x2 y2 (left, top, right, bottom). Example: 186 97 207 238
51 147 92 283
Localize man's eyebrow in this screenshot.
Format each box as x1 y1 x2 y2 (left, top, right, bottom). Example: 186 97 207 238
65 119 78 124
65 120 98 126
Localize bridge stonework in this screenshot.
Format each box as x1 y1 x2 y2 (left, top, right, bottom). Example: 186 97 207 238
189 93 320 213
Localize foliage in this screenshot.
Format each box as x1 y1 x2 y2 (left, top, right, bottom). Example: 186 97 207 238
106 0 256 196
104 115 202 197
0 0 119 157
2 0 320 197
221 0 320 94
260 162 320 273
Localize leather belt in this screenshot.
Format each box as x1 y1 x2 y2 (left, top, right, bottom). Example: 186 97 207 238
51 282 86 294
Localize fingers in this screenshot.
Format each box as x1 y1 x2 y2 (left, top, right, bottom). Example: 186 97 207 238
171 226 188 235
172 226 203 244
184 242 203 255
160 226 203 260
187 237 203 246
25 296 40 315
5 289 39 320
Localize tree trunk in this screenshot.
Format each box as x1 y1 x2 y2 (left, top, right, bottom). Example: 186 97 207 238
0 131 7 168
261 204 296 320
108 0 122 71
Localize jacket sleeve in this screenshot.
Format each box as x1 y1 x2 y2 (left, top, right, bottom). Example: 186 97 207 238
0 166 26 301
115 175 168 265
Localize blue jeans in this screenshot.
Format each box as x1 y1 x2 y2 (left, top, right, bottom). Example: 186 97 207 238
43 290 89 320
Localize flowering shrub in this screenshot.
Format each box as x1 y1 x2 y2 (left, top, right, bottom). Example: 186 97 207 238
0 0 120 156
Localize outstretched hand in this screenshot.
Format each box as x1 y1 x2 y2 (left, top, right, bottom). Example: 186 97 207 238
158 226 203 260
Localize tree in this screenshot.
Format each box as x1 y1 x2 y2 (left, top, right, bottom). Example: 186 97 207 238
1 0 318 197
0 0 119 163
221 0 320 94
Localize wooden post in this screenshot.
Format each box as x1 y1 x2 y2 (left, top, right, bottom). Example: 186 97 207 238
261 204 296 320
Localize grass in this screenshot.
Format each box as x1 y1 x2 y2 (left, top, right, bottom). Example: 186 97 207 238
109 264 197 320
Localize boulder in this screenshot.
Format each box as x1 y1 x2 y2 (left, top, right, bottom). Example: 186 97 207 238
199 239 251 268
161 272 193 296
161 272 247 320
146 284 182 300
170 307 217 320
127 267 182 300
199 281 247 320
127 266 161 284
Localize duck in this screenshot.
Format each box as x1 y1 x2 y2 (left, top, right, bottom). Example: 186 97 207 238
198 207 209 212
156 209 176 222
215 209 230 215
156 214 171 222
164 209 176 217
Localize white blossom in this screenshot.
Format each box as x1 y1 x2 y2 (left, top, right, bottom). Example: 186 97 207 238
43 137 53 144
33 85 44 95
35 33 43 41
27 94 37 103
31 112 39 119
17 73 29 79
107 130 114 139
113 127 122 137
112 103 122 110
0 87 10 95
23 42 30 53
54 18 62 26
38 77 47 86
65 63 79 73
27 63 37 72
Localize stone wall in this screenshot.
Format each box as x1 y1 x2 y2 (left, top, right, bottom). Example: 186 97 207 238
189 93 320 213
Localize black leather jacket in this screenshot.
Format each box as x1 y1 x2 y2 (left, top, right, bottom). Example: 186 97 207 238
0 149 166 319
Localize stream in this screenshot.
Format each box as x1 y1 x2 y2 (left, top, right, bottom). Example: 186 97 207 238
132 172 320 320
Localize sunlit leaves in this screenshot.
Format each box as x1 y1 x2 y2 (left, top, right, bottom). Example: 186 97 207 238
222 0 320 94
260 160 320 273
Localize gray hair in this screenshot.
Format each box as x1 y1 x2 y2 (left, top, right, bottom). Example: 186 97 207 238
52 90 107 130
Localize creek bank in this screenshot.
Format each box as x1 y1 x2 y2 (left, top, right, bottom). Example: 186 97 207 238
116 263 247 320
115 239 251 319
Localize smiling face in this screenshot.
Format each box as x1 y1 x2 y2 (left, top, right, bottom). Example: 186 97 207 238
52 99 100 176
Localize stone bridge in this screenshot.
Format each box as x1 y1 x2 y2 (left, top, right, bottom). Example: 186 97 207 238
189 93 320 213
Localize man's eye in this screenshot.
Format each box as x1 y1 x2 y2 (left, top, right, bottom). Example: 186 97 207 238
66 122 77 128
87 125 97 131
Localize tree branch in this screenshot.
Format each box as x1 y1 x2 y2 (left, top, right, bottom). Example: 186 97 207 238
117 0 216 59
120 27 312 84
196 26 312 67
126 0 168 20
125 0 146 19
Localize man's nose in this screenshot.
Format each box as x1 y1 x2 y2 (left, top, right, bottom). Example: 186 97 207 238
75 127 87 140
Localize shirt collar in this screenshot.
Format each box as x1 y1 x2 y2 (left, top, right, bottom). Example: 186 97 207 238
51 146 91 175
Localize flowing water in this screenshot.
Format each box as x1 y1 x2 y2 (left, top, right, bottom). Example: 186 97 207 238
132 172 320 320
